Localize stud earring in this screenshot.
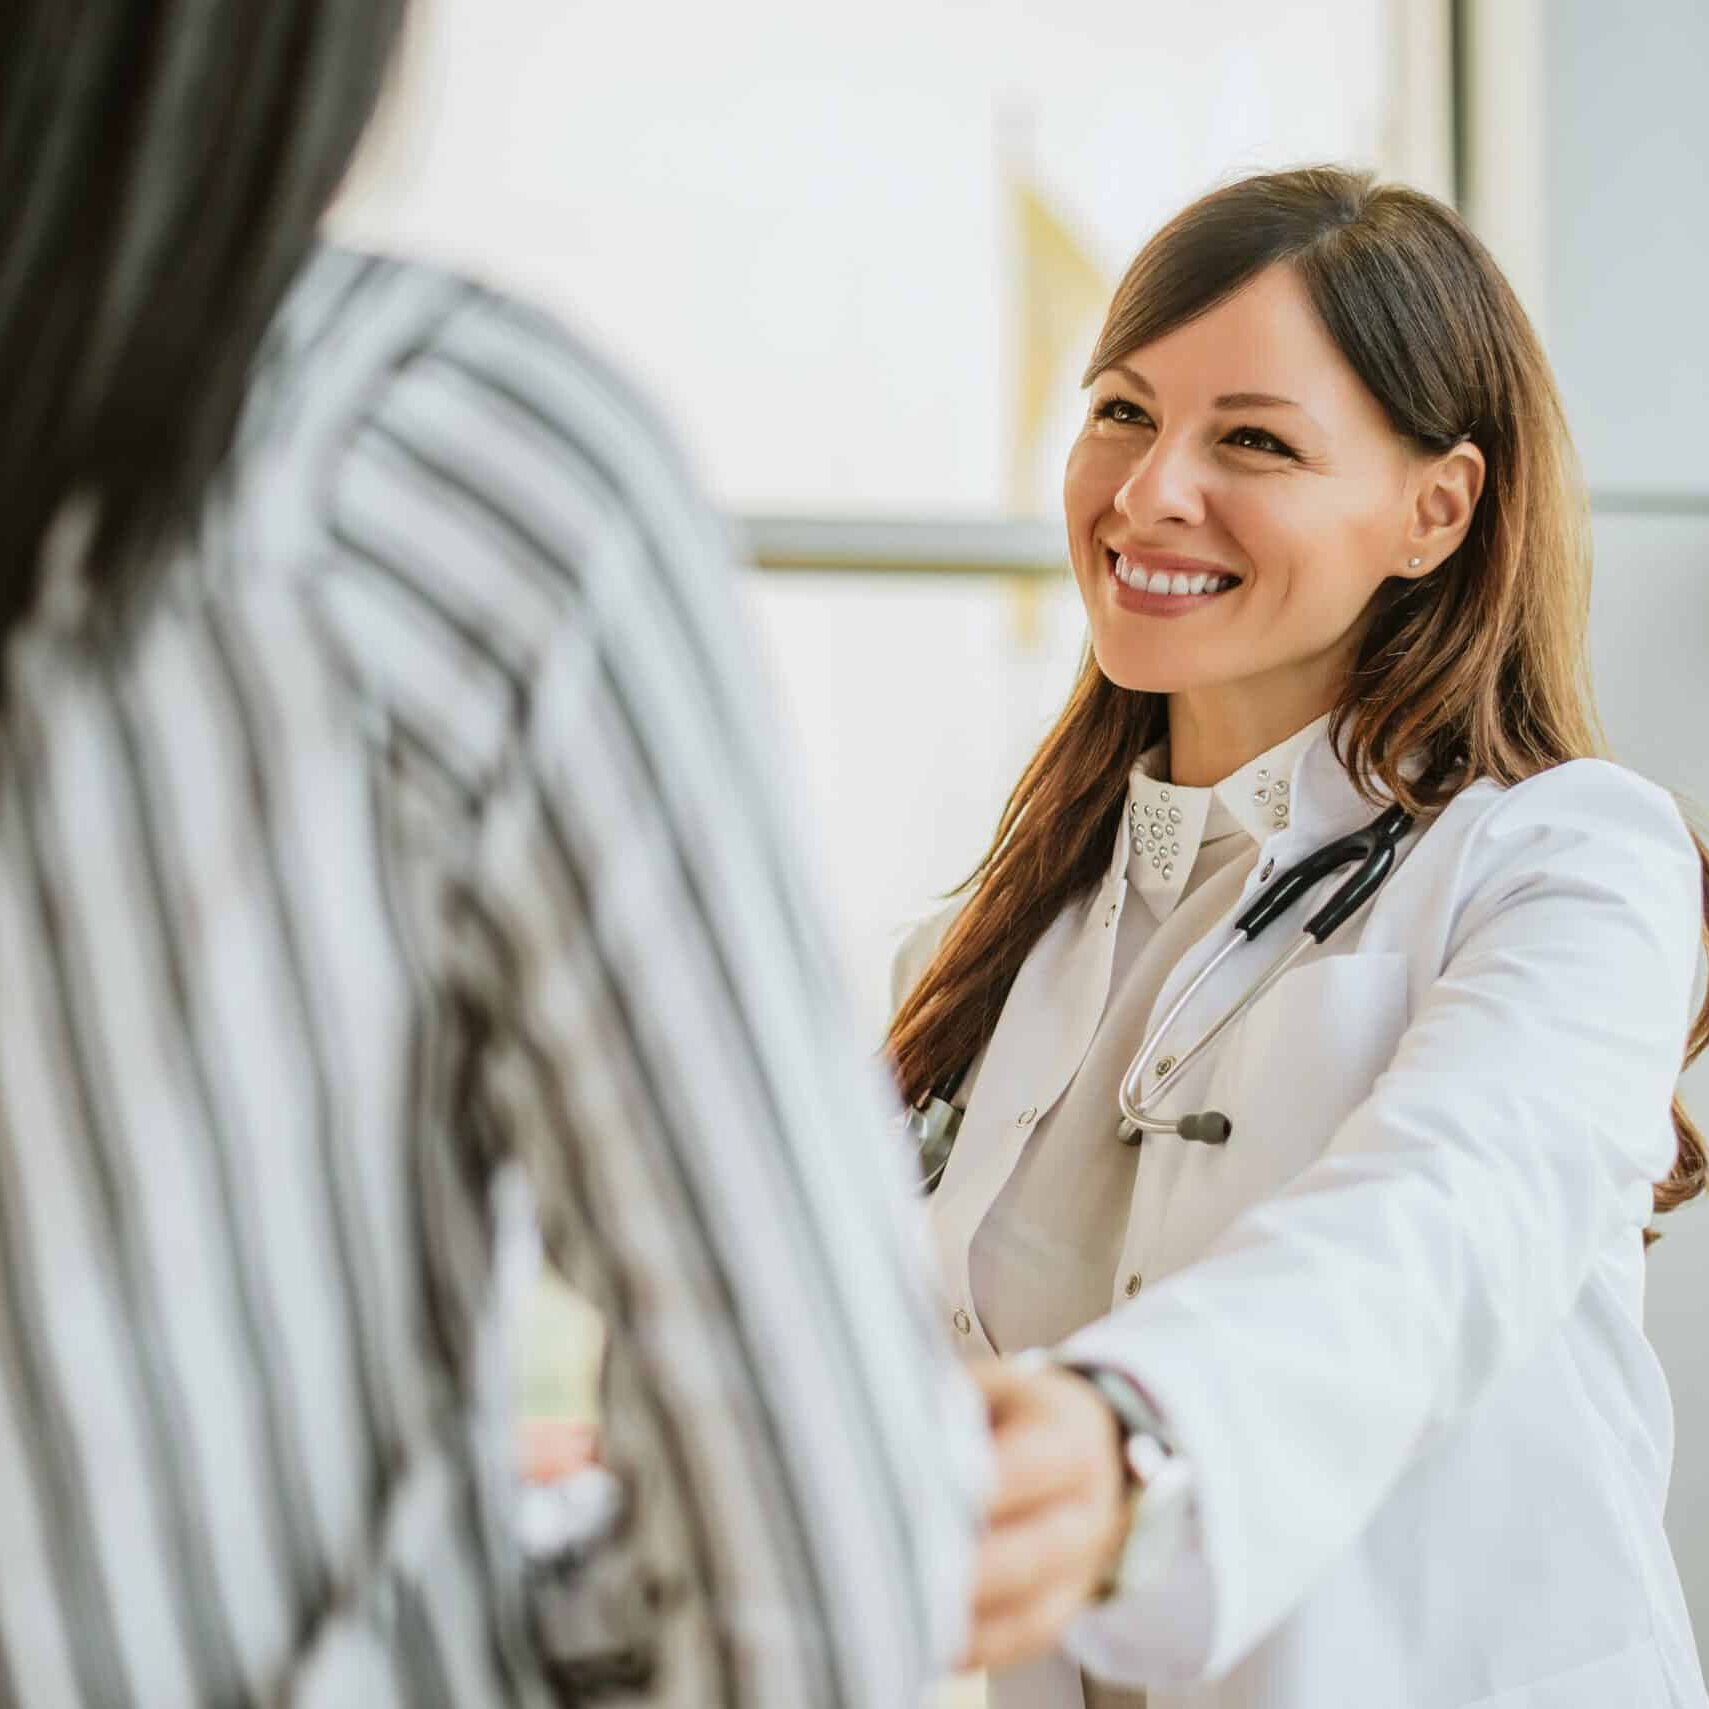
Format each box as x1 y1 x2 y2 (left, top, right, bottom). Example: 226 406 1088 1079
1407 556 1423 568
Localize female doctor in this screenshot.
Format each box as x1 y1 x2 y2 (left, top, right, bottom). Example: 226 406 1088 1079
889 167 1709 1709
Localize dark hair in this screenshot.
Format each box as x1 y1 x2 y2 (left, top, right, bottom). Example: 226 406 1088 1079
889 166 1708 1224
0 0 411 643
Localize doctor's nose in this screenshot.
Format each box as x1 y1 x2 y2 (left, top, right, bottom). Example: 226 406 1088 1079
1113 439 1208 531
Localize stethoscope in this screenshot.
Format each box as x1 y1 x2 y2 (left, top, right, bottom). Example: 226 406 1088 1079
906 803 1413 1188
1116 803 1412 1145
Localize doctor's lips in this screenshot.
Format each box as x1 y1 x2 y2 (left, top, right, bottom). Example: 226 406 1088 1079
1104 547 1242 600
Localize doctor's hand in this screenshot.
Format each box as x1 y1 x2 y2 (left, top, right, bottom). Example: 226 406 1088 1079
962 1358 1131 1673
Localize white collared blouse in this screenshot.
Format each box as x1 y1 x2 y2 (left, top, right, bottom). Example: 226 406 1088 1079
967 716 1325 1360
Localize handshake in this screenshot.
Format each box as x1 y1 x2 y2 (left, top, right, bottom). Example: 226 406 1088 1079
520 1356 1133 1675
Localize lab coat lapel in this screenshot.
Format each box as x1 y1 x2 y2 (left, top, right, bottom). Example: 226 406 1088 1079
931 865 1127 1348
969 880 1124 1140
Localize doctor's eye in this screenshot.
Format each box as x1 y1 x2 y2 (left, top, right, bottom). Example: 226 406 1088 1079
1223 425 1300 459
1091 397 1153 427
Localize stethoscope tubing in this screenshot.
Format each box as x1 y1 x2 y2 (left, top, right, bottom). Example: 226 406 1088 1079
1116 929 1318 1141
1116 804 1414 1145
907 802 1415 1187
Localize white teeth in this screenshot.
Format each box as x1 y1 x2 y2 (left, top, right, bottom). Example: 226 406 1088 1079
1110 554 1238 596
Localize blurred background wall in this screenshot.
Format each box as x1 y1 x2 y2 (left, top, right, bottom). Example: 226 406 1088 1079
335 0 1709 1684
1531 0 1709 1657
333 0 1430 1066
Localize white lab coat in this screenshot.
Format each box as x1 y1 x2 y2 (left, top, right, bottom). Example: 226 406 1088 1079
898 733 1709 1709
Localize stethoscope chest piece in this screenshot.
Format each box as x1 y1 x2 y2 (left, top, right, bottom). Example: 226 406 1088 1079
905 1090 963 1193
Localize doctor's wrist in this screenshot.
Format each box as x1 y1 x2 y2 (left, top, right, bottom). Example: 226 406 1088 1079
1057 1362 1176 1474
1058 1364 1152 1596
1027 1354 1186 1599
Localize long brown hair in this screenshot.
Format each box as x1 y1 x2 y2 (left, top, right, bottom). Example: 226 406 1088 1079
888 166 1708 1222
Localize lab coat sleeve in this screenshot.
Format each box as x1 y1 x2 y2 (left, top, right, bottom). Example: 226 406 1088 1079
1059 759 1704 1683
420 295 987 1705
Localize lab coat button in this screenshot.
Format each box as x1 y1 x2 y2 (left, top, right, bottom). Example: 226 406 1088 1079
952 1309 972 1335
1017 1106 1038 1126
1259 858 1276 882
1124 1273 1143 1298
1155 1056 1175 1078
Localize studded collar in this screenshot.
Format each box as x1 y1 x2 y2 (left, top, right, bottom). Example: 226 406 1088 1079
1121 715 1331 921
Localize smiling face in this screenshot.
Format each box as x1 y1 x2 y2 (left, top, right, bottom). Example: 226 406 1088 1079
1066 263 1473 742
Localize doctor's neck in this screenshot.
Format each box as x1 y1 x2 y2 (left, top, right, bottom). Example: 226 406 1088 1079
1165 670 1343 788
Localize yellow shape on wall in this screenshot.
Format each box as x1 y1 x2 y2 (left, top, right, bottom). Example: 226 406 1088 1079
1008 173 1110 517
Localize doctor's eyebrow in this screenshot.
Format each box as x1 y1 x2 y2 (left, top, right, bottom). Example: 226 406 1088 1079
1213 389 1304 411
1104 363 1308 415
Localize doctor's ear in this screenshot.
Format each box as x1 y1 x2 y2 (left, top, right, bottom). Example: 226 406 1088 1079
1398 440 1486 579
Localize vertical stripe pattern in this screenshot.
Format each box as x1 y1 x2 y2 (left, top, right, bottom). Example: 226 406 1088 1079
0 247 983 1706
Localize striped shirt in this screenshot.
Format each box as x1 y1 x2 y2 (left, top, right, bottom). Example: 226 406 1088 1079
0 247 984 1708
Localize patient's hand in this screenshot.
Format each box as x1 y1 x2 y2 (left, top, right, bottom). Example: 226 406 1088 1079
520 1417 600 1485
962 1359 1129 1672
